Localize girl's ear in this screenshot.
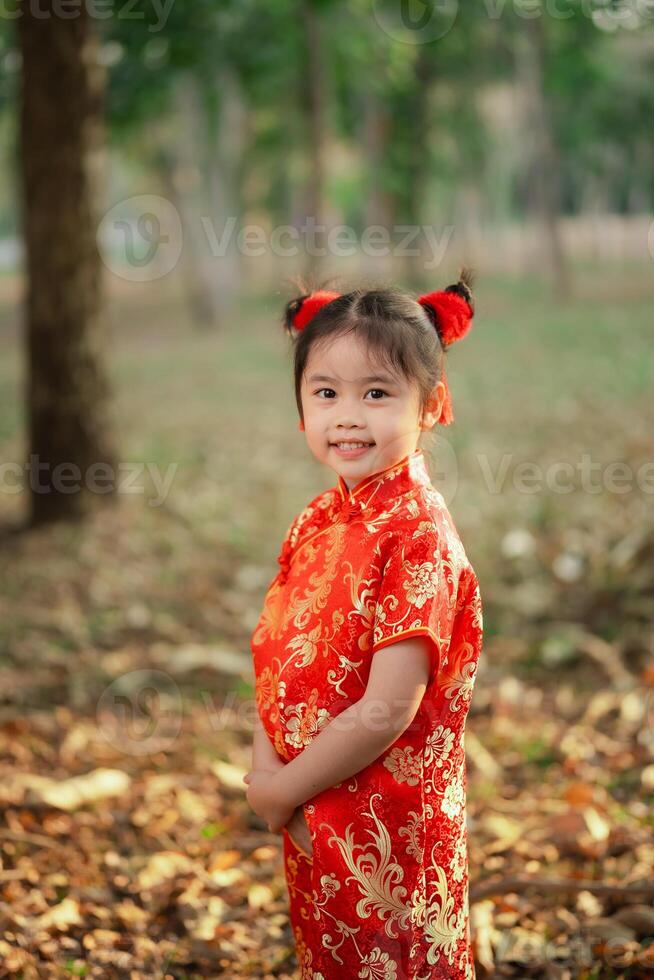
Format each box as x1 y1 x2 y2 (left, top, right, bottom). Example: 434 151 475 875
298 419 305 431
420 382 447 430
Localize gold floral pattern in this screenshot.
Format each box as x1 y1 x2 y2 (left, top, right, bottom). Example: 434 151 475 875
283 689 332 750
358 947 399 978
383 746 422 786
441 773 465 820
403 560 441 608
252 450 483 978
425 725 455 769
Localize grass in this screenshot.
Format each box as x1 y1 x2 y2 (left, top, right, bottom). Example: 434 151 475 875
0 260 652 565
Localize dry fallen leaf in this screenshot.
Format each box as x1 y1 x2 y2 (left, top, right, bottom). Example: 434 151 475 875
19 768 131 810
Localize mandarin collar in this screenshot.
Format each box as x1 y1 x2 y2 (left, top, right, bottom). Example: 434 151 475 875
276 450 432 579
335 449 431 516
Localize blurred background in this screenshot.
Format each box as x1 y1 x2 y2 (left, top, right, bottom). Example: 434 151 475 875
0 1 653 977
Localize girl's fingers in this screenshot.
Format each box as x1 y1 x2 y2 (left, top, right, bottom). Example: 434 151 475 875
285 809 313 857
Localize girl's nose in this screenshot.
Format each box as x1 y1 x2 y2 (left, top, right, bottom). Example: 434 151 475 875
334 405 368 430
336 411 367 428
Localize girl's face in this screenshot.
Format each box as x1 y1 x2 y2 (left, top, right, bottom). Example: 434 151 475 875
300 332 444 490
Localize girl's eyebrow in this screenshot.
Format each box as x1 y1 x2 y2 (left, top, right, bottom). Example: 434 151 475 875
308 373 397 384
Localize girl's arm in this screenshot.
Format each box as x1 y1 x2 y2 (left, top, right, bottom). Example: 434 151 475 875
252 711 285 773
273 635 431 810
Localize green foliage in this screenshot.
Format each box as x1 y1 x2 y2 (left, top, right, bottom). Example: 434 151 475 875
2 0 652 231
520 736 558 768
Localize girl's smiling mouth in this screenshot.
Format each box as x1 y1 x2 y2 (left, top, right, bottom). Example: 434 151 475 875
330 440 375 458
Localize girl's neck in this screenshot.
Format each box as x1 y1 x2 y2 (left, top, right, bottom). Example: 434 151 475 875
338 447 421 493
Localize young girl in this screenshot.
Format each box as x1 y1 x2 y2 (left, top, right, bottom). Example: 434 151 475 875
244 269 483 980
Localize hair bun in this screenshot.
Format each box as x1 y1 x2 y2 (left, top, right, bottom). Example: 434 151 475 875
282 290 341 334
417 266 475 348
283 295 309 335
444 266 475 315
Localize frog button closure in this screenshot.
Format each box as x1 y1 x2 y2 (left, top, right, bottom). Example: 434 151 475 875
340 497 364 523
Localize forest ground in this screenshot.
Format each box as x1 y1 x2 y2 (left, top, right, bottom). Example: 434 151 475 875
0 262 652 978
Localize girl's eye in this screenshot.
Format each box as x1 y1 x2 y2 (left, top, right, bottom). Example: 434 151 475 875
314 388 389 399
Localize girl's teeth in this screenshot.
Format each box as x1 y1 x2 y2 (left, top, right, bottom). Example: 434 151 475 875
337 443 369 449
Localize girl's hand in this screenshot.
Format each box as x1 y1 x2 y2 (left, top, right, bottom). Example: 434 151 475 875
243 769 296 833
286 806 313 859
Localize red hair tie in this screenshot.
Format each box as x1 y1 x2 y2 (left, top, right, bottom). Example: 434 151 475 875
290 290 341 332
418 273 475 426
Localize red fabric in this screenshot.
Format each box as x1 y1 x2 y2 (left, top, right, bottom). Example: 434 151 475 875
251 450 483 978
418 289 473 426
293 290 341 331
417 291 473 347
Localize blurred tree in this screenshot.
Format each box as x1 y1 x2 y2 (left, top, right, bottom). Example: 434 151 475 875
297 0 331 280
499 1 645 296
18 2 117 526
515 14 572 299
104 0 272 328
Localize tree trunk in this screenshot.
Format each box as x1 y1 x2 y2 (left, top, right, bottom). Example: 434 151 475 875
515 18 572 299
18 2 117 527
299 0 329 282
404 46 436 287
170 74 223 330
361 84 395 283
207 66 248 321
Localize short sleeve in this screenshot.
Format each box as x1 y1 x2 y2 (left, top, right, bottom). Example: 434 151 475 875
372 529 446 679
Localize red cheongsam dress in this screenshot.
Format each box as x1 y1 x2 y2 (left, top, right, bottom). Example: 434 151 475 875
251 448 483 980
